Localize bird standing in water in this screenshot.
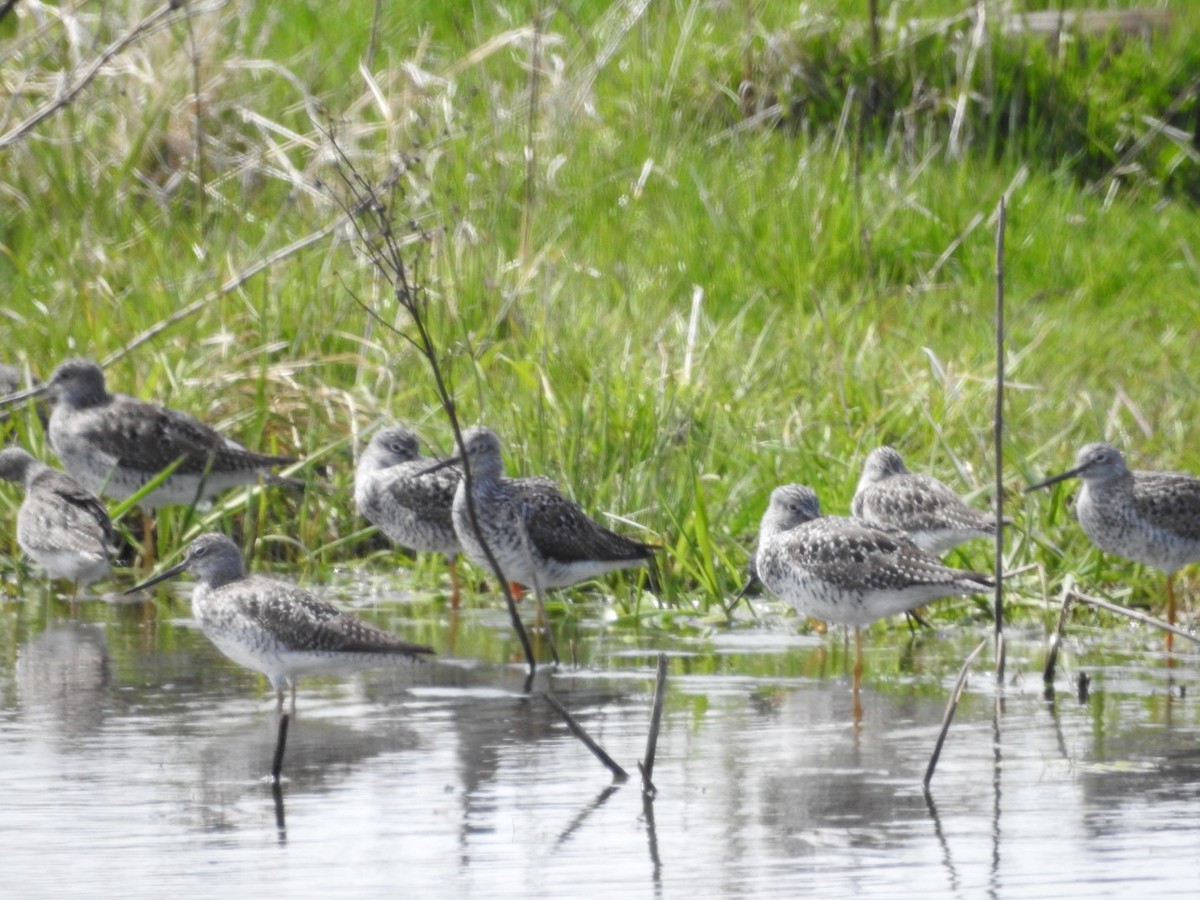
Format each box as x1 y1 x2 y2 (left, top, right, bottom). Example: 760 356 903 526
754 483 993 717
126 533 435 710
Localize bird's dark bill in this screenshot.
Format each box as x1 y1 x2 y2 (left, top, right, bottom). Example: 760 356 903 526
1023 466 1084 494
125 560 189 595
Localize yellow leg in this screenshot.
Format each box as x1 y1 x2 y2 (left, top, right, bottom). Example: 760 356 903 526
448 558 461 610
140 510 156 570
446 607 460 656
1166 574 1176 657
852 627 864 723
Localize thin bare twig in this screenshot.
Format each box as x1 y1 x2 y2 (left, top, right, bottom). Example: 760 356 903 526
0 2 190 149
993 194 1006 680
638 652 668 797
318 136 536 672
1068 590 1200 646
545 693 629 782
1042 582 1074 693
924 636 988 788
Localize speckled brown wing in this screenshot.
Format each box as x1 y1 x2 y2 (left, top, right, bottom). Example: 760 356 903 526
233 580 435 656
1132 472 1200 542
515 480 656 565
853 474 995 535
30 468 119 554
787 518 990 593
375 461 459 534
82 394 294 476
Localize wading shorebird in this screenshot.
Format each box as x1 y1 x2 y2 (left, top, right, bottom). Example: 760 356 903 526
43 358 298 510
126 533 435 710
355 426 463 607
754 483 993 715
1025 442 1200 627
428 426 656 599
0 447 118 592
852 446 1002 556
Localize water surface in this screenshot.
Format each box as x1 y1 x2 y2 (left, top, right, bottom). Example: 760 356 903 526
1 585 1197 898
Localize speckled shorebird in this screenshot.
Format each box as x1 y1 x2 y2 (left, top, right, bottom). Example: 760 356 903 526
0 447 118 590
44 358 297 509
852 446 1001 556
431 426 656 597
126 533 435 709
755 484 992 710
1025 442 1200 627
355 426 463 607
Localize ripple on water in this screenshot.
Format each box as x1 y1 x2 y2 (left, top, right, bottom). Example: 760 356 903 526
0 605 1198 897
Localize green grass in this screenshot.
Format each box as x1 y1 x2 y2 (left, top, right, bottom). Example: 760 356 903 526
2 0 1199 625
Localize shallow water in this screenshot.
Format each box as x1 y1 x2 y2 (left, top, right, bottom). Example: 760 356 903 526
1 584 1198 898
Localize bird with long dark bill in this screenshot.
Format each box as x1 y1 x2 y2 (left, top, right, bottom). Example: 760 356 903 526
126 533 434 709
